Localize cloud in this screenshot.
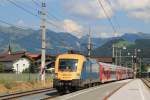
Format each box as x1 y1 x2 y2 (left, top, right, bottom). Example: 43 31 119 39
61 0 113 19
46 19 83 38
128 10 150 22
116 0 149 10
16 20 26 26
63 19 83 37
114 0 150 21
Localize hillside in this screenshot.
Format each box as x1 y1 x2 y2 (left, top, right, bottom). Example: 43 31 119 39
92 38 150 58
0 26 81 54
0 25 150 56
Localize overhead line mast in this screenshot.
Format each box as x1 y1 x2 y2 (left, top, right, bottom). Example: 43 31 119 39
88 26 92 58
40 0 47 84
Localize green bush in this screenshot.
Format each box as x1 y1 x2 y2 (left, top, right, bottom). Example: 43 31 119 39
4 82 17 89
0 63 4 72
22 65 39 73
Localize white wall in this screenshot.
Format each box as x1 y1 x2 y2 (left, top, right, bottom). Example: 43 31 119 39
13 58 30 73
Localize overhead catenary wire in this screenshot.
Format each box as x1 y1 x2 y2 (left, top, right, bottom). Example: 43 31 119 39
7 0 38 17
97 0 117 34
32 0 40 7
6 0 82 35
31 0 61 21
105 0 121 32
0 18 29 29
6 0 64 31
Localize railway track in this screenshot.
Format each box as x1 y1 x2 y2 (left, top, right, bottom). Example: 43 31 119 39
141 78 150 88
0 87 55 100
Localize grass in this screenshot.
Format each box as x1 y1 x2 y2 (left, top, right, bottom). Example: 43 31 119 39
0 73 54 94
0 73 53 82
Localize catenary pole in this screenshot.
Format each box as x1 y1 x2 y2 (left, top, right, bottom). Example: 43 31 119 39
40 0 46 85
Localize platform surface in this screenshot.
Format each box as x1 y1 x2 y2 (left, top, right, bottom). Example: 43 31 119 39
109 79 150 100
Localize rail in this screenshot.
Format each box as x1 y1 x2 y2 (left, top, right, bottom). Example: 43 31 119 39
0 87 54 100
141 78 150 88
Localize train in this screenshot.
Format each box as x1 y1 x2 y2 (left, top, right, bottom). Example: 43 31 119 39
53 53 133 93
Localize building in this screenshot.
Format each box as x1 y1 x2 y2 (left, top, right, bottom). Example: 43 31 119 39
0 50 31 73
92 57 113 63
0 45 58 73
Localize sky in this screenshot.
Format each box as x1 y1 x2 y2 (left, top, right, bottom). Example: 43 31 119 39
0 0 150 38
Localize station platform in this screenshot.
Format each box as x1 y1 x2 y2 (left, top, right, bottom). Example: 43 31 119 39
108 79 150 100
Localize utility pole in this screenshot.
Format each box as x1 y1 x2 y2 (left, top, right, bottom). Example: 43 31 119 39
40 0 46 84
88 26 91 58
112 44 115 64
88 26 92 86
115 47 118 65
119 49 122 66
134 49 137 79
139 58 142 78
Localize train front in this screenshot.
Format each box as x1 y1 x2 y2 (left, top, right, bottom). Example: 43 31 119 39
53 54 85 92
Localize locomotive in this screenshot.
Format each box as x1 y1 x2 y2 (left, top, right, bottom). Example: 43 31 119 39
53 53 133 93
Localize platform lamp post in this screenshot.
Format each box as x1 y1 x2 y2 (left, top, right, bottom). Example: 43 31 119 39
112 44 115 64
119 46 126 66
133 49 141 79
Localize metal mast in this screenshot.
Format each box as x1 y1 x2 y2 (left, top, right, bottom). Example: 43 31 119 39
88 27 91 57
40 0 46 84
112 44 115 64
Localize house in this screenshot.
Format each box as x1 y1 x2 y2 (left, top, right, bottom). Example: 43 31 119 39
0 44 58 73
0 50 31 73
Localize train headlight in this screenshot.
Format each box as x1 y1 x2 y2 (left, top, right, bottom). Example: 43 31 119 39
54 73 58 79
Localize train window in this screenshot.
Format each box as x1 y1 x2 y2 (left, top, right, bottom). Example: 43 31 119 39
59 59 78 71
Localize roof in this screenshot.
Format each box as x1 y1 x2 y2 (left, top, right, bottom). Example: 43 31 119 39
92 57 112 63
0 51 28 62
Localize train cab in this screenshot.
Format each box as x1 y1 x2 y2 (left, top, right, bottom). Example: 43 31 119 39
53 54 86 92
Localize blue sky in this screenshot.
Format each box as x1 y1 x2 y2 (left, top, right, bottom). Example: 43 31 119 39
0 0 150 38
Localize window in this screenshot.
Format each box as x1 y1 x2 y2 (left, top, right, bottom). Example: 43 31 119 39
59 59 78 71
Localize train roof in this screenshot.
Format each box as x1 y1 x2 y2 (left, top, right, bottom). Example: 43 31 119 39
99 62 132 70
57 53 86 60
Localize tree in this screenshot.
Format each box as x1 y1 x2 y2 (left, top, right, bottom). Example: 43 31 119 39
0 63 4 72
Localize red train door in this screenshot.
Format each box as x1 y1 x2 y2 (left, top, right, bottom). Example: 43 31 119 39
100 64 103 81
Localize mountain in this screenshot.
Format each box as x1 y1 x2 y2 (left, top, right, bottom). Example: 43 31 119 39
92 38 150 58
79 35 110 49
0 25 150 56
0 26 81 54
92 38 125 57
121 32 150 42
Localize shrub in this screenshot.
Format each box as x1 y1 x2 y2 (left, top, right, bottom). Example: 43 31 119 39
4 82 17 89
0 63 4 72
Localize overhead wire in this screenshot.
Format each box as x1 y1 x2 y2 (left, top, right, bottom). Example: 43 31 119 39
7 0 38 17
0 18 29 29
6 0 81 38
6 0 64 31
97 0 117 33
105 0 121 32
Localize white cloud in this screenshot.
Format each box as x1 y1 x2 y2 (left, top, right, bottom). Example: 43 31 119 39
62 0 113 19
114 0 150 21
128 10 150 22
46 19 83 38
116 0 149 10
63 19 83 38
16 20 26 26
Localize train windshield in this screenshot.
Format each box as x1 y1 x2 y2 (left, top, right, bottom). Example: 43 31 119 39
59 59 78 71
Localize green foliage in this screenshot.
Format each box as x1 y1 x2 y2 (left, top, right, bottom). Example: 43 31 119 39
0 79 17 89
0 63 4 73
22 65 39 73
4 82 17 89
141 64 147 72
114 40 131 48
